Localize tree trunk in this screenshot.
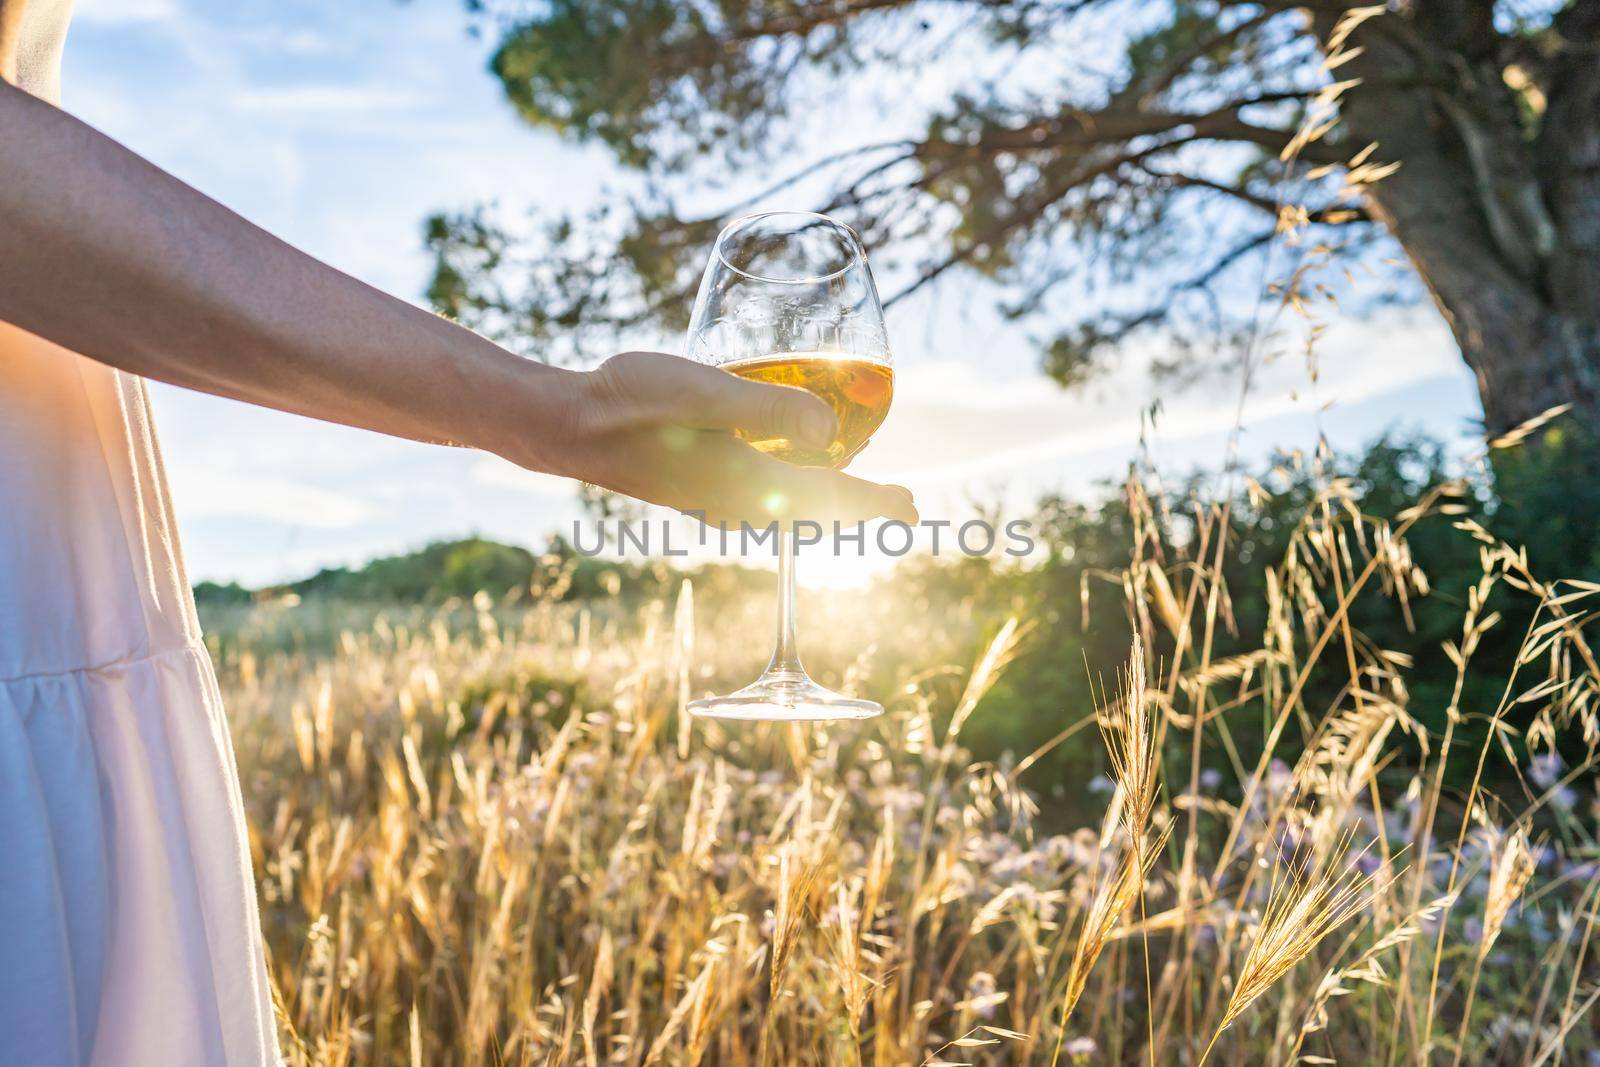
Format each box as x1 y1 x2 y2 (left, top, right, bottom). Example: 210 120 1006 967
1330 2 1600 436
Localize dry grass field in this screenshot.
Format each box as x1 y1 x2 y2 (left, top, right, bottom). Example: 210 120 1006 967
191 17 1600 1061
207 444 1600 1065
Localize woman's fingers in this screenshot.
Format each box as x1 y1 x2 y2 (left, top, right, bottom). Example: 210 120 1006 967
773 465 920 525
682 361 838 448
593 351 837 448
674 439 917 527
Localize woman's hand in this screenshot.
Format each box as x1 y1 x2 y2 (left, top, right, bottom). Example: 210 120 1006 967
525 351 917 527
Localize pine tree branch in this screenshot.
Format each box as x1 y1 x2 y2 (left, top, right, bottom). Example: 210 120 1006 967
885 137 1189 305
914 95 1344 166
1160 171 1373 225
1135 9 1285 105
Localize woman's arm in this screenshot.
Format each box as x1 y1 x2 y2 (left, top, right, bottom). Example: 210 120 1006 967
0 81 915 526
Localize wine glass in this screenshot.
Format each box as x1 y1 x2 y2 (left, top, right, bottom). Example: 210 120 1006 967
685 211 893 721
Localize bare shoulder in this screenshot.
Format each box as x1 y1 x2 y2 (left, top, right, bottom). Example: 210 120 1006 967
0 0 70 100
0 1 27 86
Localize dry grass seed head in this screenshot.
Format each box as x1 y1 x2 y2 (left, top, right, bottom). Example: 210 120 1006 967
1481 827 1538 958
1218 837 1378 1033
1101 637 1161 864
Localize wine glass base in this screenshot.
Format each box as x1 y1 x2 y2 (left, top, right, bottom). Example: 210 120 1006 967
688 672 882 722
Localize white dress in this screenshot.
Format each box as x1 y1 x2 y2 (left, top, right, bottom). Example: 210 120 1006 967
0 4 280 1064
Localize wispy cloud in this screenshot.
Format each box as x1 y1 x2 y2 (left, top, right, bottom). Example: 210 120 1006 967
73 0 180 25
861 307 1466 487
173 469 374 529
228 85 429 115
471 458 589 499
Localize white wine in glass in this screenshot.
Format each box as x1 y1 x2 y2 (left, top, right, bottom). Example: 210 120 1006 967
686 211 893 721
728 352 893 467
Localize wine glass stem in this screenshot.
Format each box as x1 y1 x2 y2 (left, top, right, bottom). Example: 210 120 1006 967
767 526 805 678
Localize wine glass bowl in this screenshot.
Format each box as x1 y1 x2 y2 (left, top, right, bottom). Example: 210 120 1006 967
685 211 892 721
712 210 863 284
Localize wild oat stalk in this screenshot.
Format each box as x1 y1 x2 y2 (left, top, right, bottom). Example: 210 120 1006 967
1450 827 1537 1067
1287 887 1448 1064
1481 828 1537 958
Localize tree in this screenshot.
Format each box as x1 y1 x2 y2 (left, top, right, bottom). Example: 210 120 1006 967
428 0 1600 436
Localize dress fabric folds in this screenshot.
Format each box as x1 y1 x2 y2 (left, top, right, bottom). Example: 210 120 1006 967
1 10 282 1055
0 649 279 1065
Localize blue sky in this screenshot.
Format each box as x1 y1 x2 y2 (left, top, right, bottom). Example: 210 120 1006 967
58 0 1484 585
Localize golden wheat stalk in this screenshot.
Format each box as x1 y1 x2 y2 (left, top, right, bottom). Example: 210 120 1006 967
1053 820 1175 1060
947 616 1028 744
1103 637 1163 1067
770 849 820 1002
1199 838 1377 1065
580 930 614 1067
1101 638 1160 866
642 956 719 1067
1055 639 1168 1065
